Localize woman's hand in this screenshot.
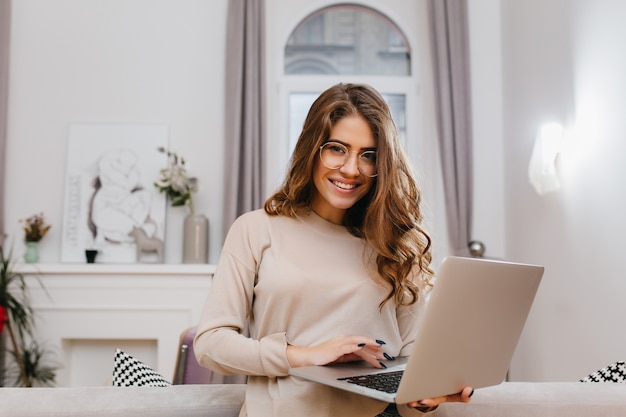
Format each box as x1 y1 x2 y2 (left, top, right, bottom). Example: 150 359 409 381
406 386 474 410
287 335 387 369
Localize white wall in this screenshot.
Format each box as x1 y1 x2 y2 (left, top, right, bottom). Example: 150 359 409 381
501 0 626 381
467 0 505 259
5 0 228 263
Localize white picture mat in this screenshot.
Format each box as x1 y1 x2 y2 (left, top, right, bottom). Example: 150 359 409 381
61 123 168 263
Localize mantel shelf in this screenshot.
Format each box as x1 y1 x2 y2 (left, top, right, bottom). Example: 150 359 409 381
13 262 217 276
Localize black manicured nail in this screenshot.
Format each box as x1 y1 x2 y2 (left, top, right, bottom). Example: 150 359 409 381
469 388 475 398
376 339 386 345
357 343 366 347
378 361 387 368
383 353 394 361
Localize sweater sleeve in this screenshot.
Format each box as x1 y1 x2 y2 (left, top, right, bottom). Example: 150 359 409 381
193 212 291 378
396 274 429 357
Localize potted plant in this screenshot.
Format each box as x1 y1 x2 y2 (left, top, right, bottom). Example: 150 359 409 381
0 244 57 386
154 147 208 263
19 213 51 264
154 147 198 213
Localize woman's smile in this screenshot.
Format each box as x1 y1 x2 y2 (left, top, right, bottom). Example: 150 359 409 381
330 178 358 190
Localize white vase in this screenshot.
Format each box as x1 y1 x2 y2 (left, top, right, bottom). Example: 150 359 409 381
182 213 209 264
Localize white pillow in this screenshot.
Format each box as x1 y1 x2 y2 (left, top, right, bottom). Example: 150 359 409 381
112 348 171 387
580 361 625 383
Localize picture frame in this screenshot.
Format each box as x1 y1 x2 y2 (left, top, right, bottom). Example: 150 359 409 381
61 123 168 263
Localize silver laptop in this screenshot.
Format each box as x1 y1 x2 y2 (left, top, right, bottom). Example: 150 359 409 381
289 256 543 404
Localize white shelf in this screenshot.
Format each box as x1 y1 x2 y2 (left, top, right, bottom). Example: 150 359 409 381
13 262 216 276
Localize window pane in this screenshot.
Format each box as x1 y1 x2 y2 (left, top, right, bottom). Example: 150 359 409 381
288 93 318 152
285 5 411 76
288 92 406 154
382 94 407 144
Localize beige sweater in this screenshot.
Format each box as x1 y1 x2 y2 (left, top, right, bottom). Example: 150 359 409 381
194 209 428 417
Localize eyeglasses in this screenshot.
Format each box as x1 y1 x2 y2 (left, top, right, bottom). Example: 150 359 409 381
319 141 378 177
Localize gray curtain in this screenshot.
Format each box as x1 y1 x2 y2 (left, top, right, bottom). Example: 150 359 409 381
0 0 10 247
222 0 266 240
428 0 473 256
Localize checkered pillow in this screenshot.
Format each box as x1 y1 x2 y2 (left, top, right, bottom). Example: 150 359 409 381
580 361 626 383
112 348 171 387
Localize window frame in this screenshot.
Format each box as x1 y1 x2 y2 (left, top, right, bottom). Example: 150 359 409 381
266 0 450 257
268 2 428 191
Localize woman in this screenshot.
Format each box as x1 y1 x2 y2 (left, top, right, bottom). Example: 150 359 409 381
194 83 473 416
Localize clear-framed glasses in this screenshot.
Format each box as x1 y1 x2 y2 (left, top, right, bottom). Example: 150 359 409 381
319 141 378 178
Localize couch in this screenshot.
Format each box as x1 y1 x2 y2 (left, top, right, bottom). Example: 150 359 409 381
1 382 626 417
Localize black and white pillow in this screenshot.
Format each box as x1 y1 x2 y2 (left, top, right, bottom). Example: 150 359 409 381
580 361 626 383
112 348 171 387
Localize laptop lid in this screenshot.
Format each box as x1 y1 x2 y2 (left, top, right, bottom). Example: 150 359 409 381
289 256 544 404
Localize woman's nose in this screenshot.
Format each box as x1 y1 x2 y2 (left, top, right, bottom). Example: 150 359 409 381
339 152 360 176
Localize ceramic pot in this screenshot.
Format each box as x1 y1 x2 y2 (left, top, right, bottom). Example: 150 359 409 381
85 249 98 264
24 242 39 264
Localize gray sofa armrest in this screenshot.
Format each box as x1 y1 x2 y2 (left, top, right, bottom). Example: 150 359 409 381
0 384 246 417
436 382 626 417
2 382 626 417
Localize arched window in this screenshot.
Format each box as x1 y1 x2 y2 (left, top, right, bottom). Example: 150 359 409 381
281 5 414 155
266 0 447 260
284 5 411 76
267 3 432 197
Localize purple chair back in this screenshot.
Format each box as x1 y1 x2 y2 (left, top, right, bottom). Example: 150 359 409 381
173 326 247 385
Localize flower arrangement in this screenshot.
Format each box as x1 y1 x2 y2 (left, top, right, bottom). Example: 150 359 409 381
20 213 51 243
154 147 198 213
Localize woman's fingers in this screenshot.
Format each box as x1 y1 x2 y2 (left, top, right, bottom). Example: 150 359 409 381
452 386 475 403
331 336 388 368
345 337 390 364
297 335 389 367
355 337 390 367
352 347 386 368
288 335 394 369
406 386 474 408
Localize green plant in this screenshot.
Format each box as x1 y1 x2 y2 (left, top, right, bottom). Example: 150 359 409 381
6 339 57 387
0 244 56 387
154 147 198 213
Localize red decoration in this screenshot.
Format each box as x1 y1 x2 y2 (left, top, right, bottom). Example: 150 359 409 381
0 305 6 334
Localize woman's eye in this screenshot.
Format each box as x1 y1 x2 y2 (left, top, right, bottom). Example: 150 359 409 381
361 151 377 163
328 144 346 154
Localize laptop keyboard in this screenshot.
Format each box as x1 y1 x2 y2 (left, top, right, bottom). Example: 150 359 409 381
338 370 404 394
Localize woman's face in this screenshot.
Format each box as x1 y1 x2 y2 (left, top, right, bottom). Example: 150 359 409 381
311 115 376 224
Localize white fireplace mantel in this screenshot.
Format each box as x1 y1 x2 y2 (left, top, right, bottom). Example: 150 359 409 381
15 263 216 387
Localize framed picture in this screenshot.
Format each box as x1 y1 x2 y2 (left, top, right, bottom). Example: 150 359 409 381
61 123 168 263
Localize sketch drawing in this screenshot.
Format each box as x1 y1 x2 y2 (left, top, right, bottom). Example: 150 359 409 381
61 124 168 263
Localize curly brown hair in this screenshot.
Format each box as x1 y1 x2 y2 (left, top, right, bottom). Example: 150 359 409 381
265 83 433 306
